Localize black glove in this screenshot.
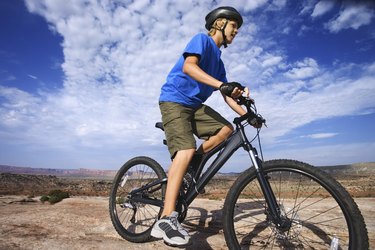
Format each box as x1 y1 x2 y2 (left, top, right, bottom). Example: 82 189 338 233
248 114 264 128
219 82 245 97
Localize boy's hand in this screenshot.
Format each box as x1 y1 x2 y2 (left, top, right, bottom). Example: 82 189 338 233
220 82 246 98
248 115 264 128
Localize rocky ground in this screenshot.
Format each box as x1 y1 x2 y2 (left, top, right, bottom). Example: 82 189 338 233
1 171 374 198
0 171 374 249
0 196 374 250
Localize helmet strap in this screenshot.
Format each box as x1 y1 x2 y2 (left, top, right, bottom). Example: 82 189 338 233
220 20 229 48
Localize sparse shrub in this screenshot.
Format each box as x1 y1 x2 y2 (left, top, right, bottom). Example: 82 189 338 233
40 190 70 204
48 189 70 199
47 195 63 204
116 197 125 204
40 195 49 203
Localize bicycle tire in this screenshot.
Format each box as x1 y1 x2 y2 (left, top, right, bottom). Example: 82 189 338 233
223 159 369 249
109 156 166 243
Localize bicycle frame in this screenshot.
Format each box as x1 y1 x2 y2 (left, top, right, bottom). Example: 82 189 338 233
129 113 285 227
111 96 369 249
186 118 283 226
184 123 246 204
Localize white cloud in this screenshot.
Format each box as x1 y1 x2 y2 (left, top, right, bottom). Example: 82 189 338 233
303 133 338 139
267 0 287 11
325 4 374 33
299 1 317 16
311 1 335 18
0 0 374 170
0 0 225 169
267 142 375 166
255 62 375 146
20 0 201 144
27 74 37 80
234 0 268 12
284 58 319 80
4 75 16 81
262 56 283 68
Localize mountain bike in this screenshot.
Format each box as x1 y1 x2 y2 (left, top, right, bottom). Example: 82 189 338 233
109 97 369 249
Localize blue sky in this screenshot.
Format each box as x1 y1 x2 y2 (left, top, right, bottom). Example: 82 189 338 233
0 0 374 172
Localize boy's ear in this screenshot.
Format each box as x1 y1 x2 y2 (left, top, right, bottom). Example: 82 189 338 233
213 18 227 30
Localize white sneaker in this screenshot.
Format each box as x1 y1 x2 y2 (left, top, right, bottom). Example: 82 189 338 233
151 211 190 246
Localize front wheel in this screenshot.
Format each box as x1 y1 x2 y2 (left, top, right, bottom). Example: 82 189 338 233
223 159 369 249
109 156 166 243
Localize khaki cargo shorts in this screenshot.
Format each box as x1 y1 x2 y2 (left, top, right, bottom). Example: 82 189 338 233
159 102 231 158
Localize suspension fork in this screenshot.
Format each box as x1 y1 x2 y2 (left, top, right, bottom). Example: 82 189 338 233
247 148 288 227
238 125 285 228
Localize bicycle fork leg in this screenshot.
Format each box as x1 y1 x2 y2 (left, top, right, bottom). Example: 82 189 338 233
248 150 286 228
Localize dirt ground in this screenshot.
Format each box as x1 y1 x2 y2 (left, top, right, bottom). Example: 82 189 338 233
0 196 373 250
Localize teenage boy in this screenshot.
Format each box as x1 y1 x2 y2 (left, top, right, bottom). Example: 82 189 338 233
151 6 249 246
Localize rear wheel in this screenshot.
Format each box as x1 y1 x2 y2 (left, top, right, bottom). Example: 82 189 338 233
109 156 166 243
223 159 369 249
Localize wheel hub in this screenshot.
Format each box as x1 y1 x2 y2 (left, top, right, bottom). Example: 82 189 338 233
268 206 303 242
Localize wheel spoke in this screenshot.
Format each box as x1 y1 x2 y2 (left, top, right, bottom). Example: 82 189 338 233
223 160 368 249
109 157 166 242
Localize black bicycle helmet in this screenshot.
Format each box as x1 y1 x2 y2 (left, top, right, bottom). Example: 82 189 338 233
205 6 243 30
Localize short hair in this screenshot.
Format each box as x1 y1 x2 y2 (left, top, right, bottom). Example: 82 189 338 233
208 18 227 36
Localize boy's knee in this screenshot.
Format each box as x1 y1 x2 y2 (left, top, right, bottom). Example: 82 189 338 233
227 124 234 132
222 124 234 138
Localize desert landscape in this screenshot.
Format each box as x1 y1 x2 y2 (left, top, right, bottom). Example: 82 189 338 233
0 163 374 249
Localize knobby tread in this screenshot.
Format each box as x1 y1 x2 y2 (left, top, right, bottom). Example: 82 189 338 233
109 156 166 243
222 159 369 250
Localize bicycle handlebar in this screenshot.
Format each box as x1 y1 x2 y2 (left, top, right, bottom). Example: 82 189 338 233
234 96 266 127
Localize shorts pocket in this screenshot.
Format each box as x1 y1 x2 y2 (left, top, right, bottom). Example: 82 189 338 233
160 103 182 126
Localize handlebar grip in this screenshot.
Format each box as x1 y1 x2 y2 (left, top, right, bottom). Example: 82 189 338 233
235 96 265 128
236 96 254 106
233 112 252 124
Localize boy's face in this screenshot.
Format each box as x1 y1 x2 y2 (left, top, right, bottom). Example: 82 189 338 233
224 20 239 44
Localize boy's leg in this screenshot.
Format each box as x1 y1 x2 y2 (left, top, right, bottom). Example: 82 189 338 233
199 124 232 153
194 105 233 154
158 102 196 215
161 148 195 217
152 103 194 245
151 149 193 246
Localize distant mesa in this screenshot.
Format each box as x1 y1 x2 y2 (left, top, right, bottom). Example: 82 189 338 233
0 162 374 178
0 165 117 179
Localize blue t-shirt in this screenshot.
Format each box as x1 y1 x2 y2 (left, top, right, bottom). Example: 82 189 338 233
159 33 227 108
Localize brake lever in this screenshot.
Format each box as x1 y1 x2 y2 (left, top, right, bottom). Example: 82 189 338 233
263 119 268 128
236 96 255 106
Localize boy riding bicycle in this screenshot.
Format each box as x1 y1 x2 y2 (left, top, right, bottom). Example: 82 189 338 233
151 6 251 246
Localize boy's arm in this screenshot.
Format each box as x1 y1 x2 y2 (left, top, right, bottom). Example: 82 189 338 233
183 55 245 98
183 55 223 88
223 93 248 116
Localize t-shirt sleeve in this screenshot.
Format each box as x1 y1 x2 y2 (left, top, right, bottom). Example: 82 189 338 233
182 34 206 61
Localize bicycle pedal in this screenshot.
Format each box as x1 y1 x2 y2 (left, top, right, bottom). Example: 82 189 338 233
120 202 134 209
183 173 192 190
